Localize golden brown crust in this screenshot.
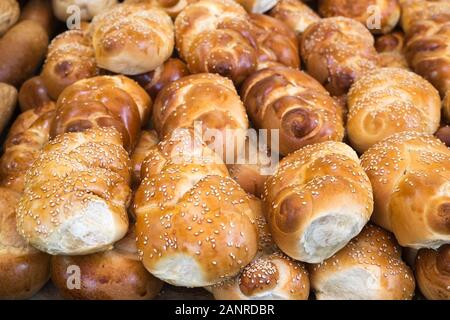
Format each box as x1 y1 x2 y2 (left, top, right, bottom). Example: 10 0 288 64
134 128 258 287
0 83 18 136
415 245 450 300
51 228 163 300
18 76 53 112
263 141 373 263
318 0 400 34
361 131 450 249
436 125 450 147
0 187 50 300
90 3 174 75
0 0 20 36
300 17 378 96
130 130 159 186
241 65 344 156
347 67 441 153
175 0 258 84
375 32 409 69
269 0 320 36
41 29 99 100
309 224 415 300
20 0 55 36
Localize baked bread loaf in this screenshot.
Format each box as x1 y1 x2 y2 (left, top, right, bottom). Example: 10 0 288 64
0 187 50 300
152 73 248 157
16 127 132 255
208 197 310 300
375 32 409 69
51 226 164 300
52 0 119 22
132 58 190 100
401 0 450 97
241 65 344 156
249 13 300 70
235 0 279 13
309 224 415 300
41 29 99 100
130 130 159 186
347 67 441 153
300 17 378 96
269 0 320 36
0 83 18 135
133 128 259 287
19 0 54 36
124 0 192 18
52 75 152 152
263 141 374 263
318 0 400 34
90 2 174 75
0 0 20 36
415 245 450 300
175 0 257 84
361 131 450 249
18 76 53 112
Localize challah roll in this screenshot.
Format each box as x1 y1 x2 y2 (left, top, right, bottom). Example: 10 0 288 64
41 29 99 101
52 75 152 152
263 141 374 263
152 73 248 158
52 0 119 22
133 128 259 287
0 187 50 300
132 58 190 100
241 65 344 156
0 83 18 135
415 245 450 300
401 0 450 97
18 76 53 112
51 227 164 300
90 3 174 75
249 13 300 70
0 0 20 36
375 32 409 69
130 129 159 186
318 0 400 34
361 131 450 249
310 224 415 300
300 17 378 96
208 197 310 300
16 127 131 255
347 67 441 153
175 0 257 84
269 0 320 36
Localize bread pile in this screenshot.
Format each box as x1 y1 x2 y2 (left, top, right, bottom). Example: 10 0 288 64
0 0 448 301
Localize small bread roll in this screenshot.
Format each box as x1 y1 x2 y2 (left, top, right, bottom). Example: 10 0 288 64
318 0 400 34
415 245 450 300
90 3 174 75
375 32 409 69
0 0 20 36
51 227 164 300
130 129 159 186
18 76 53 112
0 187 50 299
52 0 118 22
301 17 378 96
264 141 374 263
0 83 17 135
241 65 344 156
16 127 131 255
269 0 320 36
133 129 259 287
347 68 441 153
361 131 450 249
310 224 415 300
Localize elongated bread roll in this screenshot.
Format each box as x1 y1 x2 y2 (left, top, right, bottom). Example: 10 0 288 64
269 0 320 36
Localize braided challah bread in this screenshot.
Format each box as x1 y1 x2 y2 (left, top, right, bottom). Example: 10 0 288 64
241 65 344 156
318 0 400 34
415 245 450 300
52 75 152 152
90 2 174 75
133 128 259 287
300 17 378 96
263 141 374 263
361 131 450 249
52 0 118 22
269 0 320 36
309 224 415 300
130 129 159 186
347 67 441 153
18 76 53 112
41 29 99 101
175 0 257 84
375 32 409 69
